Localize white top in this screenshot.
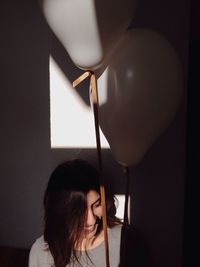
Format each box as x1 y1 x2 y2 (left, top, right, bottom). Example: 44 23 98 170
29 225 122 267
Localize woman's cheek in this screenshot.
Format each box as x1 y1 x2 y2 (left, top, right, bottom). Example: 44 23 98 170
95 206 102 218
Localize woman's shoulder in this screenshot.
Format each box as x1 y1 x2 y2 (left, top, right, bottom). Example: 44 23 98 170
29 235 53 267
30 235 49 252
109 224 139 243
110 223 122 232
109 224 139 237
109 224 123 242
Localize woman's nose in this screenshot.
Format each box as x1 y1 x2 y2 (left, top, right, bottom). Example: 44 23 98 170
86 208 96 226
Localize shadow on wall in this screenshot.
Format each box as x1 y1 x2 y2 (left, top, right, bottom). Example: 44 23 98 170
0 1 189 267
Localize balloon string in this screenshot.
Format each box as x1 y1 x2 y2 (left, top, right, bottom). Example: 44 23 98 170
73 72 110 267
122 165 130 226
72 71 92 87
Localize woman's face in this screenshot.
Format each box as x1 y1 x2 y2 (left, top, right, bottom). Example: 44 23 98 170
83 190 102 239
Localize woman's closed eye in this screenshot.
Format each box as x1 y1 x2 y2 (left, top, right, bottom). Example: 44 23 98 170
92 199 101 209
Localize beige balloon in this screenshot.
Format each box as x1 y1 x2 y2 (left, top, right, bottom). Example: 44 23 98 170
40 0 136 70
97 29 183 166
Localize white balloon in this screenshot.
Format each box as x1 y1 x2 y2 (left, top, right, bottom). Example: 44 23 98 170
40 0 136 70
97 29 183 166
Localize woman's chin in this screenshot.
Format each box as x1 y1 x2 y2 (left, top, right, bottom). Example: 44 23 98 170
84 225 97 239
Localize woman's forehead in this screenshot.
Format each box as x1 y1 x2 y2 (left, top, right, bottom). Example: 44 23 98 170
86 190 100 205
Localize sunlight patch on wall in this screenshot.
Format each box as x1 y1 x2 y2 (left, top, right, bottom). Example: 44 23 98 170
49 56 110 148
115 194 130 222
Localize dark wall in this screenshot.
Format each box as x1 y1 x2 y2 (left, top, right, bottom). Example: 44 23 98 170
0 1 189 267
183 1 199 267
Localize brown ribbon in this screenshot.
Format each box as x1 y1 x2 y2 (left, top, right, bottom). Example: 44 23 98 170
73 71 110 267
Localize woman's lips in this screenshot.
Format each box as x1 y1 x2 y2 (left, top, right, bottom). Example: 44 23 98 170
84 225 97 234
84 226 95 232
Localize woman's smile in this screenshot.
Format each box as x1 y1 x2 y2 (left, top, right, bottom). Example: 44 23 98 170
84 224 98 238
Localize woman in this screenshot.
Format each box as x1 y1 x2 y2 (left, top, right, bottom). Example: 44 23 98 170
29 159 122 267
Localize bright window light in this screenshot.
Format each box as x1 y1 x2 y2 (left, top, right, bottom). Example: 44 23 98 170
115 194 130 222
49 56 110 148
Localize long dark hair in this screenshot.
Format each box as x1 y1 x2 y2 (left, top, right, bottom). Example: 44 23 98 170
43 159 120 267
